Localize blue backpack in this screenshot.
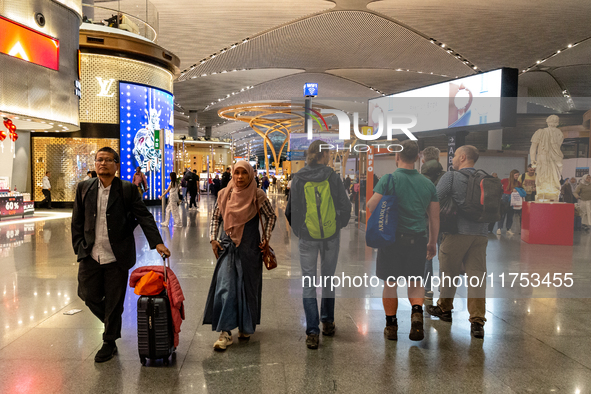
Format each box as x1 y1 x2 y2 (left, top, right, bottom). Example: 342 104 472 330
366 175 398 248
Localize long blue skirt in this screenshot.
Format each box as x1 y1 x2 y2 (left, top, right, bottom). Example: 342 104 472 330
203 215 263 334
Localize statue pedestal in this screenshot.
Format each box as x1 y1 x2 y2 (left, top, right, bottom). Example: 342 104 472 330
521 202 574 246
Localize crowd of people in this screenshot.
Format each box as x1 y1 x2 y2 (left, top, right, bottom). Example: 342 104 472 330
70 143 590 362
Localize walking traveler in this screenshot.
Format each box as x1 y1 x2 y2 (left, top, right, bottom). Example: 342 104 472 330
427 145 491 339
204 161 277 351
574 174 591 232
367 140 439 342
132 167 148 199
221 167 232 189
41 171 52 209
159 172 182 227
285 140 351 349
421 146 445 300
71 147 170 363
496 169 521 235
187 170 199 210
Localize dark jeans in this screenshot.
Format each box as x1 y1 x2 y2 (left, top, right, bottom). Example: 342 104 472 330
77 257 129 341
188 188 198 208
497 194 521 231
299 235 340 335
42 189 52 208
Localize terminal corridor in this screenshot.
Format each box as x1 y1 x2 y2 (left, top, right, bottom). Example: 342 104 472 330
0 193 590 393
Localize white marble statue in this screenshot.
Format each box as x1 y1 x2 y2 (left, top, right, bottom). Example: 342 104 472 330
530 115 564 201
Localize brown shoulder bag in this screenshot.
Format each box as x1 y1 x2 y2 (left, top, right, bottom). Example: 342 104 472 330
256 200 277 270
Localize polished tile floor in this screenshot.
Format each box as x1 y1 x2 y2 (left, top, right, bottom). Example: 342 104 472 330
0 193 590 393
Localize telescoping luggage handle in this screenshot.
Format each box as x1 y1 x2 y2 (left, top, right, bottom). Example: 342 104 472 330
160 254 169 284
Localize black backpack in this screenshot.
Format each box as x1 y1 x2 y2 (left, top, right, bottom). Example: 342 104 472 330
456 169 503 223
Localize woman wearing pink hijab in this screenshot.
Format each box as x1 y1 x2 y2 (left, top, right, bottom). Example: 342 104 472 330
203 161 277 351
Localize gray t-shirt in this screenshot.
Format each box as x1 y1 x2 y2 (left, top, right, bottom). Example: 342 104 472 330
436 168 489 236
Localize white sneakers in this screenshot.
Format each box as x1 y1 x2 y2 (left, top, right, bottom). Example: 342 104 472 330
213 332 233 351
160 222 169 226
507 230 514 236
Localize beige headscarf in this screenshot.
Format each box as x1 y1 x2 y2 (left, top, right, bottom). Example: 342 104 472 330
216 161 267 246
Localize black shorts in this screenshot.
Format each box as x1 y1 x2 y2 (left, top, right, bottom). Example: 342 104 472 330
376 232 427 281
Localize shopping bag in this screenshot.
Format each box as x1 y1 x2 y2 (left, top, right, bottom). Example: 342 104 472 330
366 175 398 248
510 191 523 209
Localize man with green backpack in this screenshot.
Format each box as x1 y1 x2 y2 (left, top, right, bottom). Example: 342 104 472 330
285 140 352 350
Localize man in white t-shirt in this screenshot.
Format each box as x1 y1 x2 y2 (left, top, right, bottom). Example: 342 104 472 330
42 171 52 209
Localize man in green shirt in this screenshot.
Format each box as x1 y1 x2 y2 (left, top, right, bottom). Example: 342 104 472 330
367 140 440 342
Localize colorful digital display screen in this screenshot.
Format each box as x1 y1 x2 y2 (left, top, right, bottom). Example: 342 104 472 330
119 82 174 200
0 16 60 70
368 68 517 137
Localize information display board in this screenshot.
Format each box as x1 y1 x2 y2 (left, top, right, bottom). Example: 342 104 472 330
368 68 518 137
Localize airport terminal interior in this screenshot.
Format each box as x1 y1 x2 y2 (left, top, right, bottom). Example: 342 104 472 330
1 0 591 393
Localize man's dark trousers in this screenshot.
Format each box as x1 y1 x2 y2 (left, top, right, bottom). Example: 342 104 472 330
188 187 198 208
42 189 52 208
78 257 129 341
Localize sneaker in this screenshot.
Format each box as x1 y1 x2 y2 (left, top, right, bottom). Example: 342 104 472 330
160 222 169 226
409 312 424 341
94 341 117 363
173 224 182 228
213 332 233 351
238 332 250 342
426 305 452 322
322 322 336 336
507 230 514 236
306 334 319 349
496 229 501 235
383 325 397 341
471 322 485 338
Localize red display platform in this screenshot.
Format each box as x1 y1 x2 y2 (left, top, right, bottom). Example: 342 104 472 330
521 202 574 246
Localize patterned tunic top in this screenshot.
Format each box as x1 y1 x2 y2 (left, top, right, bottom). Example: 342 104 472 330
209 199 276 242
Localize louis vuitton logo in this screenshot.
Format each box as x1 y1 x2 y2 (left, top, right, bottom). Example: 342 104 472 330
96 77 116 97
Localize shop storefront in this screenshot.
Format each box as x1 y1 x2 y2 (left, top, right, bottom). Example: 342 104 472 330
0 0 83 215
27 9 179 206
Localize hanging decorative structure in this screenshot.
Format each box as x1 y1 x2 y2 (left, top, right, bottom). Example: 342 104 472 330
3 118 17 157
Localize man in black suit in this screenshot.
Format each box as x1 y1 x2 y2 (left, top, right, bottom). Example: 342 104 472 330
187 169 199 210
72 147 170 363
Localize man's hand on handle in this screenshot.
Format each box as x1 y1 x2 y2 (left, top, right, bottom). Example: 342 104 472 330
156 244 171 258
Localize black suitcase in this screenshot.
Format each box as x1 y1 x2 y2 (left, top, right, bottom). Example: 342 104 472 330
137 256 175 366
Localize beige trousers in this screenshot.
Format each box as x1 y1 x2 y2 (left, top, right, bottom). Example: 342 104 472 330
437 233 488 324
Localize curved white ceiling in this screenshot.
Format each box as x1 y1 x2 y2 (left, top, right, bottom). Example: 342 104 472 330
155 0 591 136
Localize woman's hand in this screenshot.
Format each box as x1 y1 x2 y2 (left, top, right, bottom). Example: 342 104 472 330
158 195 162 199
211 240 223 259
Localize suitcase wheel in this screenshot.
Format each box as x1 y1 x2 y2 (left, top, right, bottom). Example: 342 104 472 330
140 356 147 366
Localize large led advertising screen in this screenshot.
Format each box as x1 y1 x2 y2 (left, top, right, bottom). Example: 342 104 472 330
368 68 517 137
119 82 174 200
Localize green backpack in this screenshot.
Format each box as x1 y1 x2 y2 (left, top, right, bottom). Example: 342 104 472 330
304 177 337 239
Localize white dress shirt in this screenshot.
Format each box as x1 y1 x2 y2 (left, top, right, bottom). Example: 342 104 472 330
42 176 51 190
91 180 117 264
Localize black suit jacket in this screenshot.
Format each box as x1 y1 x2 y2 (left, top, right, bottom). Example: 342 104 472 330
71 177 163 270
